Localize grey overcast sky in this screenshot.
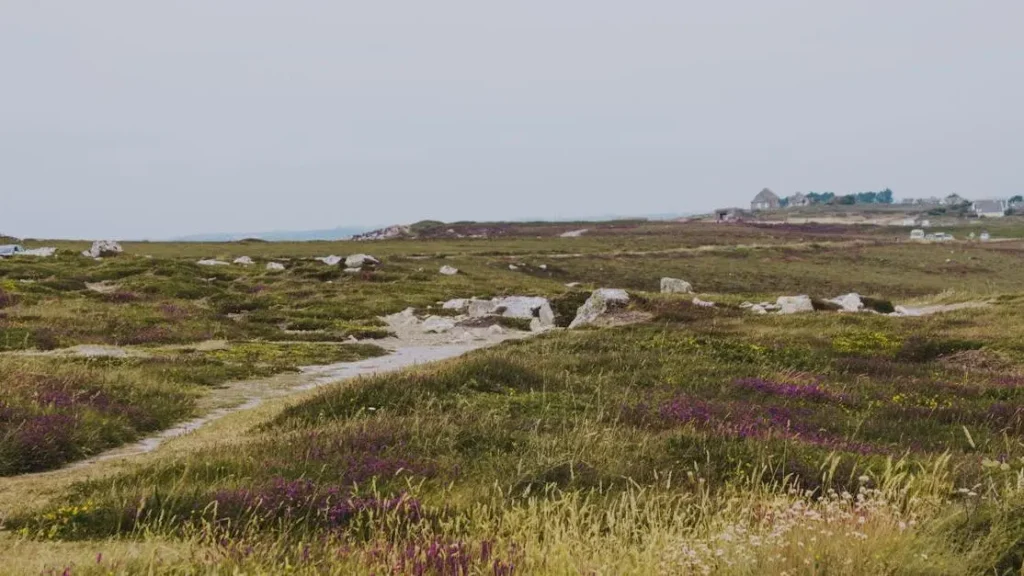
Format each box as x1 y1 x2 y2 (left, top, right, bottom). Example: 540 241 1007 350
1 1 1022 239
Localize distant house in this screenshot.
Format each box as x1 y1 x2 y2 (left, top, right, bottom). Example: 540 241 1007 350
944 193 967 206
787 192 810 207
0 244 24 257
750 188 781 211
972 199 1008 218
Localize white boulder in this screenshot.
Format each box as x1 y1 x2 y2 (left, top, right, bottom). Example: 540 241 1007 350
776 295 815 314
233 256 255 265
661 278 693 294
197 259 230 266
317 255 343 266
494 296 550 319
84 240 122 259
750 304 767 314
692 297 715 308
344 267 363 274
266 262 286 271
468 299 499 317
569 288 630 329
345 254 380 268
829 293 864 312
439 265 459 276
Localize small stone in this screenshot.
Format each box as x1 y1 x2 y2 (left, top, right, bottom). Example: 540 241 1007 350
197 259 230 266
439 265 459 276
233 256 255 265
266 262 286 271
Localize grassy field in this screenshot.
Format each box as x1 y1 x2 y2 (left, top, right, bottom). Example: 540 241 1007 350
2 219 1024 574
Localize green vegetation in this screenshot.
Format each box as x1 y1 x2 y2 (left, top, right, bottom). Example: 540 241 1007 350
2 219 1024 574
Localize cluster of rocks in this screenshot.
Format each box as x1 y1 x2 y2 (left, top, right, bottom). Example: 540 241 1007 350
316 253 381 273
740 293 873 315
741 296 814 315
441 296 556 333
82 240 122 259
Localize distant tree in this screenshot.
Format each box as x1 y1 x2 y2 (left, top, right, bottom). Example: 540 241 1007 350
837 194 857 205
877 188 894 204
1010 195 1023 204
806 192 835 204
855 191 877 204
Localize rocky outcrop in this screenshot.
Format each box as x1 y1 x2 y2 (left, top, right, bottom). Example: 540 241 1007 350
661 278 693 294
352 225 412 241
569 288 630 329
776 295 814 314
422 316 457 334
442 299 469 311
233 256 255 265
83 240 122 259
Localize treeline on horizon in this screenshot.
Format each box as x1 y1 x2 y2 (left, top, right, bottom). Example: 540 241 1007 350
782 188 894 207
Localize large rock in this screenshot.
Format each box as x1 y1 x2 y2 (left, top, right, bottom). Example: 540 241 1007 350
266 262 286 271
316 255 343 266
345 254 380 268
233 256 255 265
569 288 630 329
439 265 459 276
468 299 498 317
776 295 814 314
421 316 456 334
829 293 864 312
661 278 693 294
84 240 122 259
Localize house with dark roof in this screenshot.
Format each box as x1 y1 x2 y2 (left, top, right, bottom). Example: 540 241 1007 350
972 199 1008 218
750 188 780 211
